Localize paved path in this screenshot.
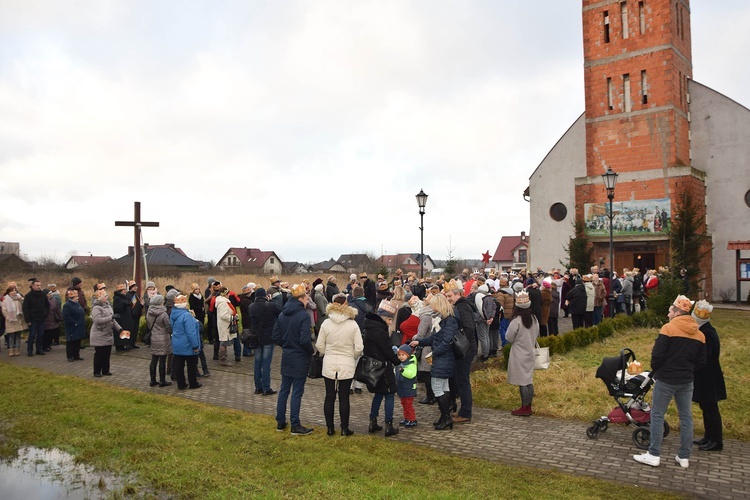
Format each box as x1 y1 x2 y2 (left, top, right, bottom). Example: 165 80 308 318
4 337 749 500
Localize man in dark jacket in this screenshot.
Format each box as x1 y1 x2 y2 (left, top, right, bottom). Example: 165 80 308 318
325 276 340 303
359 273 377 306
22 278 50 356
444 279 477 424
634 295 706 469
565 281 587 329
272 284 314 435
248 288 281 395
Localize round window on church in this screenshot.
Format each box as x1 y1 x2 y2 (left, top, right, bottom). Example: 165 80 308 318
745 189 750 208
549 202 568 222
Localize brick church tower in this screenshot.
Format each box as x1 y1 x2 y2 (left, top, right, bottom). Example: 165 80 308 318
576 0 709 278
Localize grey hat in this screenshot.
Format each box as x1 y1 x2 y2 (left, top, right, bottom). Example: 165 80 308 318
165 288 180 301
146 281 156 289
150 294 165 306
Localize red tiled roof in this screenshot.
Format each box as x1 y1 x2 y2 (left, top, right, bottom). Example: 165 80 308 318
228 247 274 268
491 235 529 262
728 241 750 250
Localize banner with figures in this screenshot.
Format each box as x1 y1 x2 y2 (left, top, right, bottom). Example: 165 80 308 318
584 198 671 237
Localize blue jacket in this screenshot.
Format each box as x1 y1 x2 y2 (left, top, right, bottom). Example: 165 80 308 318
395 355 418 398
417 316 458 379
62 299 87 342
272 298 313 378
170 307 201 356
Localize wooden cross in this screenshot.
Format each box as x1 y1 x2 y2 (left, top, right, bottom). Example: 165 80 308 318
115 201 159 294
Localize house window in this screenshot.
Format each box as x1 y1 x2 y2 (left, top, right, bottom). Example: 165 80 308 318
675 2 681 37
639 1 646 35
270 257 275 264
518 249 527 264
607 77 614 110
603 11 610 43
641 70 648 104
621 2 629 39
623 73 631 112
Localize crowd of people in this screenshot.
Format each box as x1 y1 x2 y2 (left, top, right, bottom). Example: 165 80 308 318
0 266 725 453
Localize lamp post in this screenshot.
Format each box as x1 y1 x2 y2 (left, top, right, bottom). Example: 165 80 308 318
602 168 619 318
416 189 428 279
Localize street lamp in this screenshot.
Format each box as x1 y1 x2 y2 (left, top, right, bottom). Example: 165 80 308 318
602 168 619 318
416 189 428 279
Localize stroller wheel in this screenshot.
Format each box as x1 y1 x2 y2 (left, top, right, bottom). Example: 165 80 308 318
586 425 600 439
662 421 670 438
632 426 650 449
600 422 608 433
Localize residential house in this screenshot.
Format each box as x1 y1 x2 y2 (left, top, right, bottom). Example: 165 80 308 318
216 247 283 274
283 261 313 274
311 259 347 273
65 255 113 270
337 254 372 274
376 253 436 275
491 232 530 272
113 244 204 271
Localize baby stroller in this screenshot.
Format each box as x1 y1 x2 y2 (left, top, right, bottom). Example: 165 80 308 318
586 348 670 449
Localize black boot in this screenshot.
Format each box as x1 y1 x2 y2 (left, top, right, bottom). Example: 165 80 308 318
327 426 335 436
384 421 399 437
368 418 382 433
434 394 453 431
149 364 158 386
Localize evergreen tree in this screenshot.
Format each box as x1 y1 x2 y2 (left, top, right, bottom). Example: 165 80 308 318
561 218 594 271
668 190 712 297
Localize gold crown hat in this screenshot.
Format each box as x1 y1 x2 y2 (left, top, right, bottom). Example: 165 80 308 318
174 294 188 304
692 299 713 320
672 295 694 313
290 283 307 298
270 276 280 284
377 299 397 318
442 279 462 294
515 290 531 309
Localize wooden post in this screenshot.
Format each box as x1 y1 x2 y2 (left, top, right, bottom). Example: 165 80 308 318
115 202 159 294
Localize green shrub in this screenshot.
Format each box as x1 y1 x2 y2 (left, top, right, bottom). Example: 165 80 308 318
645 273 683 318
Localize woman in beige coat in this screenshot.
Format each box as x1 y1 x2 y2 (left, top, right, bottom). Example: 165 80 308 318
315 293 364 436
90 289 128 377
2 285 25 356
215 287 238 366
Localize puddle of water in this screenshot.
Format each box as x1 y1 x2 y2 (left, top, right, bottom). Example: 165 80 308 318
0 446 130 499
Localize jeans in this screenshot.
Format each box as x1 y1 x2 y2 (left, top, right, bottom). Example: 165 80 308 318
431 377 450 397
649 380 694 459
277 375 307 428
455 342 476 418
8 332 21 349
476 321 489 358
593 306 603 326
253 344 275 392
28 320 45 353
369 393 395 423
233 337 242 360
499 318 509 346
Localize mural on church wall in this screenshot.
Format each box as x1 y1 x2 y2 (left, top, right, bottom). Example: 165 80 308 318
584 198 671 236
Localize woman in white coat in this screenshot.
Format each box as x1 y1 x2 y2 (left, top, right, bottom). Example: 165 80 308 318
506 291 539 417
215 287 238 366
315 293 364 436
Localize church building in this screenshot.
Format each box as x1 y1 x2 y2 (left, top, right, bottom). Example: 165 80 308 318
527 0 750 301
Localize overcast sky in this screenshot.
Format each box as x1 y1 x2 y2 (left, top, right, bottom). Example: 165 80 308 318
2 1 748 266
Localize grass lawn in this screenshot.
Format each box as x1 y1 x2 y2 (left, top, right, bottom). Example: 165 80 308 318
0 364 681 499
473 308 750 441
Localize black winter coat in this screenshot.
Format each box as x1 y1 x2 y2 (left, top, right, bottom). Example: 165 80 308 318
362 313 400 394
22 289 49 322
566 284 587 315
692 322 727 404
527 287 542 321
239 293 254 330
453 297 477 347
362 279 377 305
112 291 135 346
272 298 313 378
325 283 340 303
248 297 282 346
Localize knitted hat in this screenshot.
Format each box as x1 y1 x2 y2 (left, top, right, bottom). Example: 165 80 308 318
542 279 552 288
515 291 531 309
166 288 181 301
692 300 713 320
290 283 307 298
672 295 694 313
398 344 413 356
150 294 165 306
512 282 523 293
254 287 267 299
377 300 396 318
207 277 216 285
314 283 324 292
146 281 156 289
350 274 357 281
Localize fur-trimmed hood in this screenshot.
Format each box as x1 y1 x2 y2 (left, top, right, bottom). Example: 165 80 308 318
325 301 358 323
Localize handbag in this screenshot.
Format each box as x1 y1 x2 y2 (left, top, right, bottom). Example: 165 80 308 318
142 317 155 346
354 355 386 388
390 330 402 347
228 315 239 334
450 328 470 360
240 328 260 349
308 352 324 379
534 341 550 370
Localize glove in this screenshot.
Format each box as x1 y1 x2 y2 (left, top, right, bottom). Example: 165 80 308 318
392 345 399 354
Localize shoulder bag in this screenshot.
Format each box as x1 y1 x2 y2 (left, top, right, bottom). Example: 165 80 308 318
308 352 324 379
450 328 470 360
534 341 550 370
142 317 155 346
354 355 386 388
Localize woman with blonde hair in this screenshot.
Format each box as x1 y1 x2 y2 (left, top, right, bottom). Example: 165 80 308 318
410 293 458 430
90 289 129 377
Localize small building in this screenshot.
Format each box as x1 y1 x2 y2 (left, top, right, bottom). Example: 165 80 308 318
216 247 283 274
283 261 313 274
113 244 203 271
65 255 114 270
491 232 530 272
0 242 20 256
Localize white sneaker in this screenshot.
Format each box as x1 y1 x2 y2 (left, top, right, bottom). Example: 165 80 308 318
633 452 660 467
674 455 689 468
